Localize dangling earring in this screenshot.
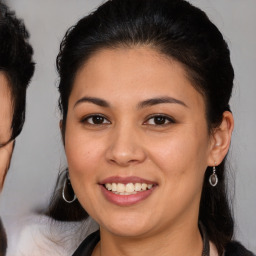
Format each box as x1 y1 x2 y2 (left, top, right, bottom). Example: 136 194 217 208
62 170 77 203
209 163 218 187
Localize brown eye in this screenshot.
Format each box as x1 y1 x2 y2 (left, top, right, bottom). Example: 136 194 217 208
145 115 175 126
154 116 166 125
92 116 104 124
83 115 110 125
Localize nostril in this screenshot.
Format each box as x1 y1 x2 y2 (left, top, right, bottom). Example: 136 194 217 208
105 133 147 166
107 151 146 166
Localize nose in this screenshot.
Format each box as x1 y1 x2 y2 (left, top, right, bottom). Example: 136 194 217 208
105 124 147 167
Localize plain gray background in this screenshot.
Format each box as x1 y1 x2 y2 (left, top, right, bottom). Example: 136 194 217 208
0 0 255 252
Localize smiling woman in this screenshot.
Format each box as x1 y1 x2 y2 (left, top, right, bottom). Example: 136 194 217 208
47 0 254 255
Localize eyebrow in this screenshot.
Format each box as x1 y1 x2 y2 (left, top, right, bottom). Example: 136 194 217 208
137 96 188 109
74 96 188 109
74 97 110 109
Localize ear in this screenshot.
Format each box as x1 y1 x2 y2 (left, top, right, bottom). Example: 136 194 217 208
207 111 234 166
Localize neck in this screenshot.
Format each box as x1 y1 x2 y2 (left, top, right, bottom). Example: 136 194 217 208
93 221 203 256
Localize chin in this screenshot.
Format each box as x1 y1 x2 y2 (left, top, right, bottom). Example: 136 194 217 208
99 214 154 238
105 225 151 238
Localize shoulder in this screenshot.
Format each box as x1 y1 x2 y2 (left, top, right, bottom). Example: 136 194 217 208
224 241 255 256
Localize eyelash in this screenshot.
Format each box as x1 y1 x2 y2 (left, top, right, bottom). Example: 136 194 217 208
81 114 175 127
81 114 111 126
144 114 175 126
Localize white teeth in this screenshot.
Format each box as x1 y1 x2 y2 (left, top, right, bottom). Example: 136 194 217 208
125 183 135 193
117 183 125 192
141 183 147 191
147 184 153 189
104 182 154 194
112 183 117 192
134 183 142 191
105 183 112 190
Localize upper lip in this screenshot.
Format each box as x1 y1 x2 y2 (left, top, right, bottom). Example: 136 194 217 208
99 176 156 185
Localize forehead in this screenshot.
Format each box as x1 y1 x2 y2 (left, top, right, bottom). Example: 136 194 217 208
0 72 12 95
70 46 205 109
0 72 13 145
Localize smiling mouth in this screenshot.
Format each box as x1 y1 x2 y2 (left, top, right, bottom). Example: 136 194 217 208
103 182 154 195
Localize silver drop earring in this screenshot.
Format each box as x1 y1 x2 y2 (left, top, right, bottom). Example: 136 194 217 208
209 164 218 187
62 171 77 203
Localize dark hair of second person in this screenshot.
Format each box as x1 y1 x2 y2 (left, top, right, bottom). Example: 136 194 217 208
0 1 34 146
0 2 34 255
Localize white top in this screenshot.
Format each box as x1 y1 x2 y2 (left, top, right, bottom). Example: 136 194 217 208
5 214 98 256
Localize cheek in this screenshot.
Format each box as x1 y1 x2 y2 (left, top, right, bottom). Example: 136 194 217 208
64 120 107 186
64 125 103 209
65 135 102 176
0 143 13 189
0 113 12 143
147 128 210 217
148 126 210 181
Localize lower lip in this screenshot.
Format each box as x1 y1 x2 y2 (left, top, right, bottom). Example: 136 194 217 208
100 185 156 206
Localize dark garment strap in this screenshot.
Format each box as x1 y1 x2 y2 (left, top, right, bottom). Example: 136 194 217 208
72 230 100 256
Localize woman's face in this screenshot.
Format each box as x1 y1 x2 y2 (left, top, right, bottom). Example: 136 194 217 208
65 47 216 237
0 73 14 190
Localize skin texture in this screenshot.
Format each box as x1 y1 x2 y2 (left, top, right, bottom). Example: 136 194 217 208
0 73 14 191
64 47 233 256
